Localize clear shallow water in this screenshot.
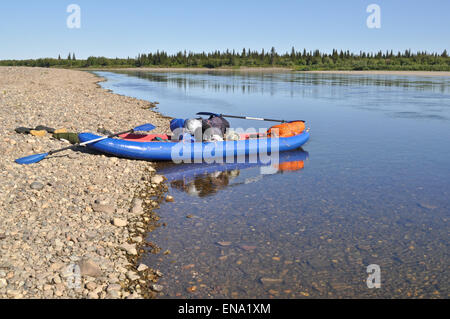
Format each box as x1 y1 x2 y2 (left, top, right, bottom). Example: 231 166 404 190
95 71 450 298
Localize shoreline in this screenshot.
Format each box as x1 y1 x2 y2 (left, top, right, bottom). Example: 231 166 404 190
0 66 171 299
84 66 294 73
84 67 450 76
300 70 450 77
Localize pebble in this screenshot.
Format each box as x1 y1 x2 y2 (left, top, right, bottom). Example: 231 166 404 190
150 284 164 292
106 290 121 299
88 292 99 299
260 278 283 285
187 286 197 293
78 259 102 278
30 182 45 191
119 243 138 255
112 218 128 227
0 278 7 289
86 282 97 291
151 175 164 184
126 271 140 281
137 264 148 272
165 195 174 202
217 241 232 247
92 203 115 214
107 284 121 292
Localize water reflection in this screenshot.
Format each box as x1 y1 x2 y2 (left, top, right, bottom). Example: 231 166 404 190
115 70 450 95
157 149 309 197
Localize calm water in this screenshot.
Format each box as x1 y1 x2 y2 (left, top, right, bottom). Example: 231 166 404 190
95 71 450 298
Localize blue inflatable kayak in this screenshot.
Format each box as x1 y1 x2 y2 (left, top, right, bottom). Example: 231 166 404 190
78 131 310 161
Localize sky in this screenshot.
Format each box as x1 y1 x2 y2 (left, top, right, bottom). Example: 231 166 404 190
0 0 449 60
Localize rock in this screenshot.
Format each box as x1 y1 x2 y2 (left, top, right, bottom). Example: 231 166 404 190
119 243 137 255
6 289 22 298
240 245 257 251
132 236 143 243
85 231 97 240
78 259 102 278
49 262 65 272
260 278 283 285
217 241 232 247
0 278 7 289
92 203 115 214
137 264 148 272
417 202 437 210
151 175 164 184
150 284 163 292
30 182 45 191
106 290 121 299
107 284 121 292
130 200 144 215
86 282 97 291
112 218 128 227
155 270 163 277
165 195 174 202
126 271 140 281
88 292 99 299
126 292 141 299
187 286 197 293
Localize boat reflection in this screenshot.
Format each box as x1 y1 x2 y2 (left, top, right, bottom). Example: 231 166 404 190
157 148 309 197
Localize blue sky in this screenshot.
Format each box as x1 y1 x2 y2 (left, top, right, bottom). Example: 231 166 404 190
0 0 449 59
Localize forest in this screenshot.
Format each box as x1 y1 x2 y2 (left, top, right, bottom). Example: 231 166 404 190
1 48 449 71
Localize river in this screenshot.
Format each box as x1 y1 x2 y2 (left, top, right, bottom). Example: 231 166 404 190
95 70 450 298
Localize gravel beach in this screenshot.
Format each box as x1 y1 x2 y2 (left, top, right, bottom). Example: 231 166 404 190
0 66 171 299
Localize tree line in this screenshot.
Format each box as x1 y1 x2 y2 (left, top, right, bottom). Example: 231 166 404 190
1 48 449 71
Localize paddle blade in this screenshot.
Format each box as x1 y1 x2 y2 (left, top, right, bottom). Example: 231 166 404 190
15 153 49 165
196 112 220 117
133 124 156 132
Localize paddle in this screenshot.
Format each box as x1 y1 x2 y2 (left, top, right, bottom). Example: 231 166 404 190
196 112 304 123
15 123 156 165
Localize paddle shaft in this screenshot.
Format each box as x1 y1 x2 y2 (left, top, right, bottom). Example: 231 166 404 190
197 112 304 123
48 129 134 155
221 114 287 123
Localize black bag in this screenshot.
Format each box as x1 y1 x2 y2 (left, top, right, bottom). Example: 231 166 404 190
201 115 230 136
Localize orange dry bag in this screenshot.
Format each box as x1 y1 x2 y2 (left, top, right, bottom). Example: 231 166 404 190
267 121 305 138
276 160 305 172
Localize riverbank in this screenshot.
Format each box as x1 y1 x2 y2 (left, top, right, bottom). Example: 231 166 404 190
0 66 171 299
82 66 294 73
300 70 450 77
